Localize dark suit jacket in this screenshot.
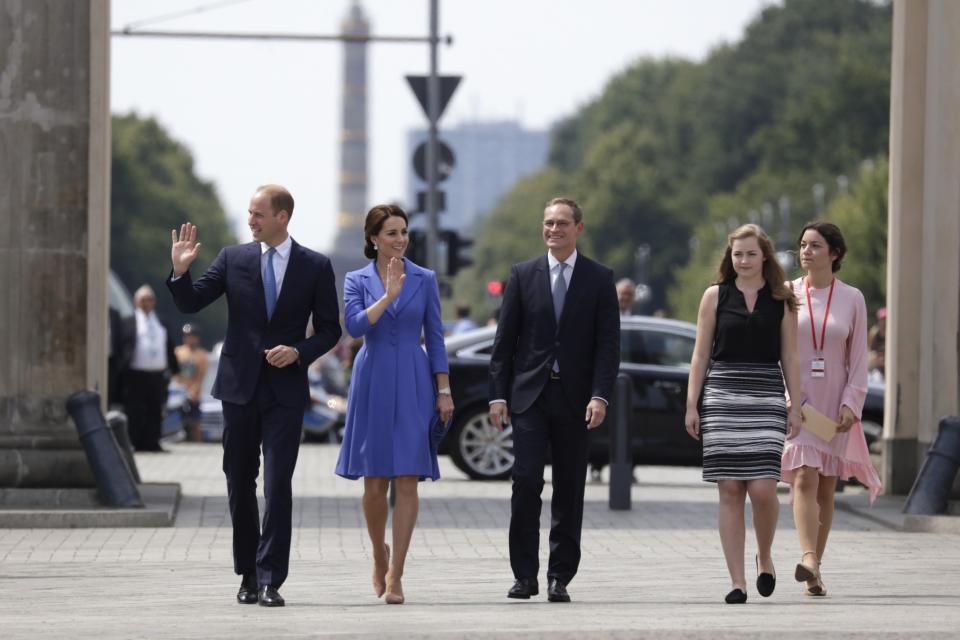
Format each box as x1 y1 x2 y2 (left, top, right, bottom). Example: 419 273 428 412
167 239 341 408
488 252 620 415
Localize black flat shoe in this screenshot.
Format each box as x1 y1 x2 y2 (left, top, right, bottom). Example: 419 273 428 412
258 585 285 607
547 578 571 603
756 555 776 597
507 577 539 599
236 573 258 604
725 588 747 604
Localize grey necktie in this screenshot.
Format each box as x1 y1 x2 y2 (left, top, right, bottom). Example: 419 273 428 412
553 262 567 321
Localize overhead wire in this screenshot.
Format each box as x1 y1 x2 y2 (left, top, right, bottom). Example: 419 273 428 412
122 0 258 32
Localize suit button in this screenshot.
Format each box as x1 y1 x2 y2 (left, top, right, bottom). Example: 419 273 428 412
555 341 560 347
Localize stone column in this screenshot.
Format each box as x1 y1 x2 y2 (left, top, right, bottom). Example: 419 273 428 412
884 0 960 494
0 0 111 487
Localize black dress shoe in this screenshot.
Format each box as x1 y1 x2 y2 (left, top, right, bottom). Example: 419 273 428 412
236 574 258 604
725 588 747 604
258 585 285 607
507 577 539 599
547 578 570 603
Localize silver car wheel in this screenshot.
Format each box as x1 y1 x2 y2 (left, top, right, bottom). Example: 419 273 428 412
458 411 514 478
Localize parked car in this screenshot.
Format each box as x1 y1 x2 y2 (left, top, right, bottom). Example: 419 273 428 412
440 317 884 480
188 346 347 444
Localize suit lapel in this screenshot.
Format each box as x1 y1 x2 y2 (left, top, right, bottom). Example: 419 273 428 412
534 255 557 334
270 240 301 322
248 242 268 323
394 260 424 316
360 261 385 303
556 253 587 331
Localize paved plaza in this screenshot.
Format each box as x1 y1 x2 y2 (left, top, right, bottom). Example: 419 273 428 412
1 443 958 639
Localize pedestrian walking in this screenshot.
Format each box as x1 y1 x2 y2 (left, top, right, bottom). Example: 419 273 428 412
335 204 453 605
685 223 802 604
781 221 882 596
488 197 620 603
168 184 342 607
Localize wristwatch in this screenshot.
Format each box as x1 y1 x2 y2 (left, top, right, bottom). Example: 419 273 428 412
437 387 452 396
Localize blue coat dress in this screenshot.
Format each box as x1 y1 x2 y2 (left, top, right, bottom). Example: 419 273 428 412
335 259 449 480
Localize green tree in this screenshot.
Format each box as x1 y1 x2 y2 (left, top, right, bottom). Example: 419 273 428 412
111 113 236 345
823 157 888 314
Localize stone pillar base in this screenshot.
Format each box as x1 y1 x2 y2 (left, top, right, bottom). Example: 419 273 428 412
882 437 924 495
0 449 95 488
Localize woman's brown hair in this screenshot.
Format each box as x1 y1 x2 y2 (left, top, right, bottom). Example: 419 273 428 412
363 204 409 259
797 220 846 273
714 223 798 312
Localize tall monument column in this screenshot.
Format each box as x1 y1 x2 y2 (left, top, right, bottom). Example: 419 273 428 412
884 0 960 494
0 0 111 487
331 1 370 270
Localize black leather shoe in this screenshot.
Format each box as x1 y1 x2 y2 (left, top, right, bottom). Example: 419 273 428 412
507 577 539 599
236 574 258 604
258 585 285 607
547 578 571 603
756 555 776 597
725 588 747 604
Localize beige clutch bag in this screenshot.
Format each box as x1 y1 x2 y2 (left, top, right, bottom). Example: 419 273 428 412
801 402 838 442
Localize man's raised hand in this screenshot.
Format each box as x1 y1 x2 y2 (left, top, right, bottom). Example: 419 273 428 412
171 223 202 277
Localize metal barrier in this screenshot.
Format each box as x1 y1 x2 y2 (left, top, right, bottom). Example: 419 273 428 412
609 373 632 510
66 390 144 508
106 410 141 484
904 416 960 515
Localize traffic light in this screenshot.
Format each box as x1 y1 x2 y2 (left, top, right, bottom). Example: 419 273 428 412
442 230 473 277
407 230 427 266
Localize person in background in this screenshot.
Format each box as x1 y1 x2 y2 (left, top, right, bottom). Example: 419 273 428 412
450 302 478 335
781 221 882 597
173 323 209 441
125 285 180 452
684 224 801 604
616 278 637 317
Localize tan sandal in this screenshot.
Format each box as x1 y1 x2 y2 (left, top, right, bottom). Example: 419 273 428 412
794 551 819 583
804 561 826 596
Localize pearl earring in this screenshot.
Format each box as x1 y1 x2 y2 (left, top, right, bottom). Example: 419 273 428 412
373 243 378 250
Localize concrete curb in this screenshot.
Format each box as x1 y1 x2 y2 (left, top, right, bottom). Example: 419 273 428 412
0 482 180 528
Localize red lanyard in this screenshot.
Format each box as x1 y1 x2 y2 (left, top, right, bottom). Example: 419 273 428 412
804 277 835 355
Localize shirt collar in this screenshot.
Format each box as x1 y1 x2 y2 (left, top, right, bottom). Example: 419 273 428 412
547 249 577 272
261 235 292 259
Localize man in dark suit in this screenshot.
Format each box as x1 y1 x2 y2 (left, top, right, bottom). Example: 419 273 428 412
489 197 619 603
167 185 341 607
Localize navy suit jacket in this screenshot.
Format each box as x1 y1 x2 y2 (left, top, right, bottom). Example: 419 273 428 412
167 239 341 408
488 253 620 415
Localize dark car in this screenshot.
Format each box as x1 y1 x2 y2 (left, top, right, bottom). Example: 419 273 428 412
439 317 884 480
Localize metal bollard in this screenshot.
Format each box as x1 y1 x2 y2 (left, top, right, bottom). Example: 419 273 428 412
904 416 960 514
609 373 633 510
106 410 141 484
66 390 144 508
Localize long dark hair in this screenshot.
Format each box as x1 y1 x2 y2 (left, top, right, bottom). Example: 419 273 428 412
714 223 797 312
363 204 408 259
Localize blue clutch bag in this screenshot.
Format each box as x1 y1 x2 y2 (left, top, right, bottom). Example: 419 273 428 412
430 413 451 453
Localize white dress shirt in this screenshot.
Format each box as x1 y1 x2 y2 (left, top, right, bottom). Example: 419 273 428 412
547 250 577 293
130 309 168 372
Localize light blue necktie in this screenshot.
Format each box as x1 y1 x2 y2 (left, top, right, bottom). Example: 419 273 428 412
552 262 567 373
264 247 278 319
553 262 567 321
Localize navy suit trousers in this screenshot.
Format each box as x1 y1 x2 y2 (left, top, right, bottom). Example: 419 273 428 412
509 377 589 585
221 363 304 589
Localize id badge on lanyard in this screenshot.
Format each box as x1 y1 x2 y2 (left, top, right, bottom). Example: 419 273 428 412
805 278 835 380
810 356 826 378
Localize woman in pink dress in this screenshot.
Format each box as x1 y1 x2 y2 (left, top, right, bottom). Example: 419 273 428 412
781 221 882 597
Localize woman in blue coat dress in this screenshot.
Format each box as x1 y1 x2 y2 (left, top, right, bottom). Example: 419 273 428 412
335 204 453 605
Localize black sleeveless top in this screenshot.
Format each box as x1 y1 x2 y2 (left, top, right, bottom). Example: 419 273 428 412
711 281 784 363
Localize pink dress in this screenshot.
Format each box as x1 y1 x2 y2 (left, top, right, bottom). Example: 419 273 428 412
781 277 882 503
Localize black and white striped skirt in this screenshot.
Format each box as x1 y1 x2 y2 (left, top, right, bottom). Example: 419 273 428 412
700 361 786 482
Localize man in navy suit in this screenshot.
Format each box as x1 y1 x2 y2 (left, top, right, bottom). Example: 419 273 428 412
167 185 341 607
489 197 619 603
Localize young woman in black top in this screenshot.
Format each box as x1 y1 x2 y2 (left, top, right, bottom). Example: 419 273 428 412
685 224 802 604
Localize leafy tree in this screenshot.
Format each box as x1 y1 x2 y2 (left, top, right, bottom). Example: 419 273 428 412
111 113 236 346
